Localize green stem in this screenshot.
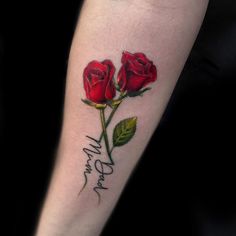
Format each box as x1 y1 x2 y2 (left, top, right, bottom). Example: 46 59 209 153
100 109 114 165
99 92 126 142
110 146 114 154
99 103 120 142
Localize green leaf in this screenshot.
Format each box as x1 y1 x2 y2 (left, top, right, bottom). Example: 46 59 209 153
81 99 96 106
113 117 137 147
81 99 106 109
127 87 151 97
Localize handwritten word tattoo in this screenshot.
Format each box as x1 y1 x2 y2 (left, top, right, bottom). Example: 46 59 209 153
79 51 158 203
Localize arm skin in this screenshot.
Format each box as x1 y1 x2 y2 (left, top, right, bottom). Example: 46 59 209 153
35 0 209 235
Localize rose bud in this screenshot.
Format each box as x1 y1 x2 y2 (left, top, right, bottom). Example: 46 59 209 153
83 60 116 103
117 51 157 92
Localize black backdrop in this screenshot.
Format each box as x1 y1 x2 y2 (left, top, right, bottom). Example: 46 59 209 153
1 0 236 235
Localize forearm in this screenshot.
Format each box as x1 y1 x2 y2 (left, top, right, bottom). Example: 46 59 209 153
36 0 208 235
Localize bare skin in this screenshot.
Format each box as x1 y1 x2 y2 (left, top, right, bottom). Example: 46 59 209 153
35 1 209 235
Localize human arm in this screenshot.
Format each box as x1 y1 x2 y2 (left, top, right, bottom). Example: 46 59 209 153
35 0 209 235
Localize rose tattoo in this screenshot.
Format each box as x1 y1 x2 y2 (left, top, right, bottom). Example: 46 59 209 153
83 60 116 103
118 51 157 92
80 51 157 203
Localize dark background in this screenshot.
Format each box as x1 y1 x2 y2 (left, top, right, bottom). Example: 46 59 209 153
1 0 236 235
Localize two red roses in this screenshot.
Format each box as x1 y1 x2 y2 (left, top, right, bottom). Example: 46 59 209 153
80 51 158 200
83 51 157 104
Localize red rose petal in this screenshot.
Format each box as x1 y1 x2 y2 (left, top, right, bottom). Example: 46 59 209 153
83 75 91 99
121 51 135 64
105 79 116 100
125 74 148 92
102 60 115 78
134 52 149 63
117 66 127 91
126 59 145 75
90 73 103 85
87 60 107 72
89 80 106 103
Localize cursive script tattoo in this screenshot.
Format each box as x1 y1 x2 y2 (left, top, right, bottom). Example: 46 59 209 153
78 136 102 195
93 160 114 203
79 51 158 203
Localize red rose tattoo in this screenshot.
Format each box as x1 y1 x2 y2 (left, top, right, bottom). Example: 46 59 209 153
83 60 116 104
81 52 158 203
117 51 157 93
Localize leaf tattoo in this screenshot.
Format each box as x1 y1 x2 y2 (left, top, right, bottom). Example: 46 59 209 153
113 117 137 147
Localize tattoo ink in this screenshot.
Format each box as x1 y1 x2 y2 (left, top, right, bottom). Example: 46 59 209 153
78 136 102 195
79 51 158 203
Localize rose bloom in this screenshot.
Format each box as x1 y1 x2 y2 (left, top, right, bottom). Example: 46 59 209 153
117 51 157 92
83 60 116 103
